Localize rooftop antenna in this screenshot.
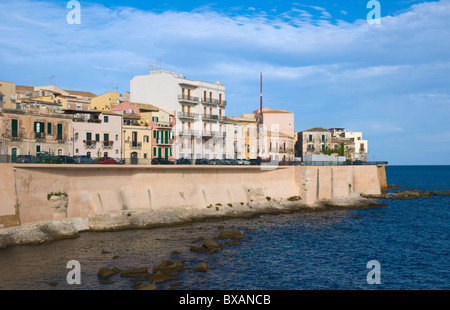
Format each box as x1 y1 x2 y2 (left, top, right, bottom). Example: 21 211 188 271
148 59 162 74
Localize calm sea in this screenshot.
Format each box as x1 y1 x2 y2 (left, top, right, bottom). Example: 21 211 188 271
0 165 448 290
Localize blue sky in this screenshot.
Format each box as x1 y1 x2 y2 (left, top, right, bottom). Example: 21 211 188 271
0 0 449 165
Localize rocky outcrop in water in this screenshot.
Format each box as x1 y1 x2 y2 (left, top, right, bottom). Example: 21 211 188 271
361 189 450 200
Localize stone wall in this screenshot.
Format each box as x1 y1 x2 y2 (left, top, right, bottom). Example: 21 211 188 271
0 164 386 227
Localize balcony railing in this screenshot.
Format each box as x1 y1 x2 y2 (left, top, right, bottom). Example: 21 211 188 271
103 141 114 149
202 114 219 121
56 134 67 143
35 132 46 141
84 140 97 149
178 112 199 119
178 95 199 103
131 142 142 149
156 121 173 128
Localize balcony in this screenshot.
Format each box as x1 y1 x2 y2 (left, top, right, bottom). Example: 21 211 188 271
201 97 227 107
156 121 174 129
35 132 46 142
103 141 114 149
84 140 97 149
178 129 200 137
3 130 24 141
56 134 67 143
178 112 199 120
202 114 219 121
131 141 142 150
178 95 199 104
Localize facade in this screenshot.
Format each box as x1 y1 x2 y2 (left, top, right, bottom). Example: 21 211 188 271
68 110 122 159
91 92 121 111
130 70 227 160
226 116 257 160
297 127 332 159
0 106 73 162
122 124 153 164
150 109 176 161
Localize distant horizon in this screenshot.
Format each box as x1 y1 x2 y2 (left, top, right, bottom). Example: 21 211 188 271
1 0 449 165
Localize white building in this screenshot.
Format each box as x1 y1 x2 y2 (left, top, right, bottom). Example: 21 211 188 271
329 128 368 161
130 70 228 160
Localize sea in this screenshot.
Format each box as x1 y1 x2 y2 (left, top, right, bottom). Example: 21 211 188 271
0 165 448 291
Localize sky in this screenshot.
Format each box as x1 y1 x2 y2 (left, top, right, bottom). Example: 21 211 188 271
0 0 449 165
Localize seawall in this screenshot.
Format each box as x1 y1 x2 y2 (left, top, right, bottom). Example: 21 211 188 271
0 164 387 247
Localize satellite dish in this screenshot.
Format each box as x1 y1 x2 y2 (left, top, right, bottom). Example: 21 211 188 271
11 95 15 100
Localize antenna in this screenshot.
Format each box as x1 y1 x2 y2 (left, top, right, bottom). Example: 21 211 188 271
148 59 162 73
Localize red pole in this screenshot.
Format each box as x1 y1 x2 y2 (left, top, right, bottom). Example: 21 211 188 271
260 72 263 126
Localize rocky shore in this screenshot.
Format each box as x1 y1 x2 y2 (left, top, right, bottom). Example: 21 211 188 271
0 197 388 249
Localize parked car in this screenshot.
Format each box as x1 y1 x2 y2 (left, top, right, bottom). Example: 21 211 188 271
208 159 224 165
227 159 239 165
249 158 262 165
96 157 117 164
56 156 76 164
15 155 39 163
221 159 232 165
195 158 209 165
73 155 95 164
151 158 174 165
177 158 192 165
237 159 251 165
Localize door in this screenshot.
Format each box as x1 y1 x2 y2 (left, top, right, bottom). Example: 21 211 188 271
131 152 138 165
11 148 17 163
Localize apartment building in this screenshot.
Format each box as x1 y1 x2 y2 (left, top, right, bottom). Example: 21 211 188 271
130 70 227 160
66 110 122 159
297 127 332 159
0 106 73 162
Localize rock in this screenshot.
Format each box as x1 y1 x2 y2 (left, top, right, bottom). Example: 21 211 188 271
194 263 208 272
202 238 221 250
153 260 186 273
98 267 119 279
217 225 225 229
135 283 158 290
148 271 179 282
171 250 181 256
225 239 240 245
192 236 205 243
48 282 59 287
112 255 120 259
101 250 111 254
218 229 245 239
355 215 362 219
169 283 180 290
120 267 149 278
190 246 206 253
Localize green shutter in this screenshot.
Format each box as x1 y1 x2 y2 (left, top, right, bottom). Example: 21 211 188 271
153 130 156 139
165 131 168 144
95 134 100 142
11 119 18 137
158 147 162 158
170 147 172 156
104 133 109 142
86 132 92 141
153 147 156 157
164 148 168 160
57 124 63 140
47 123 52 135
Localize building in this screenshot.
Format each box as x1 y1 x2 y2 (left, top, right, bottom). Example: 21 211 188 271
130 70 227 160
297 127 332 159
91 92 121 111
0 81 17 110
242 107 295 161
226 116 257 160
0 106 73 162
66 110 122 159
329 128 368 161
122 123 153 164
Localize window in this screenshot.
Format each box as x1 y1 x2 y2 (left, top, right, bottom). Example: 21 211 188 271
58 149 63 155
36 145 41 153
104 133 109 142
309 135 313 142
143 135 149 143
87 152 91 158
75 132 79 140
322 135 325 142
47 123 52 135
104 152 108 157
322 144 325 151
143 153 148 159
86 132 92 141
104 116 109 123
95 134 100 142
115 134 119 141
76 149 79 154
0 96 4 102
76 104 82 111
115 150 119 154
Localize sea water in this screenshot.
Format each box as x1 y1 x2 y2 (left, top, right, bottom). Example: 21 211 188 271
0 165 448 290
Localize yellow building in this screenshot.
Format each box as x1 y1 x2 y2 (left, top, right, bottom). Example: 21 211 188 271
122 113 153 164
91 92 121 111
226 116 257 160
0 81 17 109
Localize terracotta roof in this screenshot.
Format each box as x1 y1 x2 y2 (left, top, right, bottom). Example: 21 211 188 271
63 89 97 98
302 127 331 132
128 102 160 111
16 85 34 92
226 116 256 123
